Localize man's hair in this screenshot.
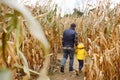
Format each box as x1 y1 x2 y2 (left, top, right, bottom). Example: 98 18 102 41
71 23 76 27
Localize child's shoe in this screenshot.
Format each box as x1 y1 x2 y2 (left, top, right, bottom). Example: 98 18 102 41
75 70 79 76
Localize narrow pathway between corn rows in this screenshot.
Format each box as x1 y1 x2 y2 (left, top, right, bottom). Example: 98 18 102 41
49 53 84 80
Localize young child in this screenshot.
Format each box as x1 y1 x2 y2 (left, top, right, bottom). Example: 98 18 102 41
75 43 88 75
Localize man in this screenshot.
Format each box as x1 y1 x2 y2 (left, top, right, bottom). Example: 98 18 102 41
60 23 78 73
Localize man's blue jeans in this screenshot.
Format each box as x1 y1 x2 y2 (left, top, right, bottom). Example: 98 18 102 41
61 49 75 71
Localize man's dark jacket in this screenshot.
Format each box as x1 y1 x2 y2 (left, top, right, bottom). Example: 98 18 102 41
62 27 78 48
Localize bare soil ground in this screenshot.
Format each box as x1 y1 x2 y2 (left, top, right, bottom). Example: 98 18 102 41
49 53 84 80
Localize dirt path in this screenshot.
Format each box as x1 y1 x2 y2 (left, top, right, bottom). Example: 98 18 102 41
49 53 84 80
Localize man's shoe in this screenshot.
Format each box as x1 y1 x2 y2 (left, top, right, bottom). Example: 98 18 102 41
69 67 73 71
60 67 64 73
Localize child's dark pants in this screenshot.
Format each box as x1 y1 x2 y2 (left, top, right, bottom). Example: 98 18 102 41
78 60 84 70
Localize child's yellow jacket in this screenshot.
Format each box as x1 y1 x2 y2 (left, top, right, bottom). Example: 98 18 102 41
75 48 87 60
